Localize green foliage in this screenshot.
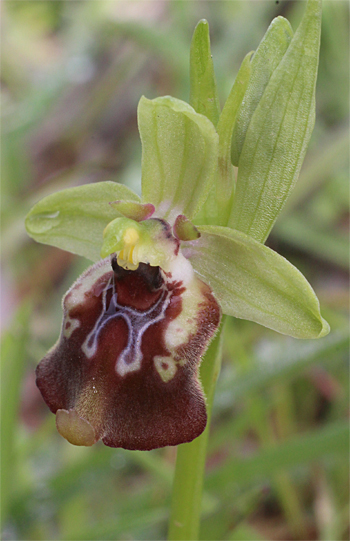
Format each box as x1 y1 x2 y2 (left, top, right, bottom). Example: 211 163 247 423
1 303 31 526
197 52 252 226
189 19 221 127
2 0 349 539
229 0 322 242
208 420 349 489
231 16 293 166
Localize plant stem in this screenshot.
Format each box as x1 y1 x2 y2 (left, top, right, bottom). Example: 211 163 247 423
167 317 226 541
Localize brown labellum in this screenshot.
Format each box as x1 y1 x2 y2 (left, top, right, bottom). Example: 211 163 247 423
36 256 221 450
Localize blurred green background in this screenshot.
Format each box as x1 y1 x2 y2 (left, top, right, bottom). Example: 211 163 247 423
1 1 349 540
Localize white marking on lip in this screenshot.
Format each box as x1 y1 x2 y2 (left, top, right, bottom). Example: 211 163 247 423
65 258 111 311
63 316 80 339
164 275 202 350
154 355 177 382
81 276 172 377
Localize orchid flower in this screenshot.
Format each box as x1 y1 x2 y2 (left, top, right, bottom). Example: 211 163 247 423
25 0 327 452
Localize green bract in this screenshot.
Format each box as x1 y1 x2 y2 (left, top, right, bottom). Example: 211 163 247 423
210 51 252 225
231 16 294 166
189 19 221 127
229 0 322 242
25 0 328 342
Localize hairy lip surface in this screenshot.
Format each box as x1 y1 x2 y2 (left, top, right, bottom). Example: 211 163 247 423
36 257 221 450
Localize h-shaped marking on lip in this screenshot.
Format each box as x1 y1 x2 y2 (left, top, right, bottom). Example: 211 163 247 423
81 277 172 376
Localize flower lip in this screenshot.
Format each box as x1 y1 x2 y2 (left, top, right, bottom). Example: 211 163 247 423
36 254 221 450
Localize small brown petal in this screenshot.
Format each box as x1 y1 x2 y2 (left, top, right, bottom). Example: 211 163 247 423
109 200 155 222
173 215 200 241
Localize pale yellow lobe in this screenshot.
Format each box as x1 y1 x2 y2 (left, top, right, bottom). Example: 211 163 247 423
123 227 139 245
56 409 96 446
117 227 141 270
154 355 178 382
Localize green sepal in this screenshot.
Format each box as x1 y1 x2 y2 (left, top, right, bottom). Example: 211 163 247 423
189 19 221 127
231 16 293 166
25 181 140 262
229 0 322 243
138 95 219 223
184 225 329 339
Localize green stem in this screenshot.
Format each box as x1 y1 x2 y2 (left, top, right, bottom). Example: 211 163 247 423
167 317 226 541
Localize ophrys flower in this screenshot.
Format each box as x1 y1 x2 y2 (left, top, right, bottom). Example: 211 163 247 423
26 4 328 450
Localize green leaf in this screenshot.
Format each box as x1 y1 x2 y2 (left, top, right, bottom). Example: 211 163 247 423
228 524 267 541
70 507 168 540
231 16 293 166
112 20 188 80
184 225 329 339
278 125 350 215
1 302 31 526
189 19 221 127
208 421 349 489
273 212 350 271
229 0 322 242
138 96 219 222
25 181 140 261
222 332 349 404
